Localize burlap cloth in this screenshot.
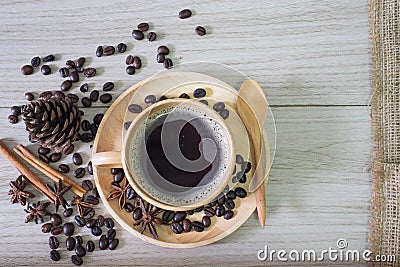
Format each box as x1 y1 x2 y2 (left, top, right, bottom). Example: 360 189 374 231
369 0 400 265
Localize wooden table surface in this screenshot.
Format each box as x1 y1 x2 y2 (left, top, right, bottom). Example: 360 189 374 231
0 0 371 266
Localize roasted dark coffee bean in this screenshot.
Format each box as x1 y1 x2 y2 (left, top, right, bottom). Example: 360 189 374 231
186 210 194 215
92 186 100 198
202 216 211 228
38 147 50 155
71 255 83 266
79 83 89 93
111 168 120 175
104 218 114 229
66 236 76 251
91 226 102 236
179 9 192 19
75 67 84 73
74 168 85 178
204 206 216 217
103 46 115 56
90 125 98 138
81 97 92 107
51 226 63 236
10 106 21 116
132 29 144 40
50 250 60 261
63 144 74 155
199 99 208 105
39 154 50 164
195 26 206 36
217 196 226 205
124 202 134 212
97 215 105 227
8 115 18 124
99 235 109 250
109 239 119 250
215 205 225 217
85 195 99 205
66 93 79 103
126 66 135 75
193 88 206 98
74 215 86 227
96 46 103 57
223 185 230 194
224 210 234 220
81 120 90 131
173 211 187 222
21 65 33 75
144 94 156 104
239 173 246 183
226 190 236 200
137 22 149 31
39 90 53 99
86 240 95 252
64 208 73 217
113 172 124 183
69 71 79 83
157 45 169 55
59 67 69 78
54 91 65 100
236 155 244 165
25 92 34 101
106 228 116 240
147 31 157 42
117 43 127 53
76 57 85 68
89 90 99 102
243 161 252 173
100 93 112 103
225 198 235 209
125 55 134 65
128 104 142 113
42 223 53 233
159 95 168 101
72 153 83 165
133 207 142 220
58 164 70 173
75 245 86 257
213 102 225 112
60 80 72 91
162 210 174 222
93 113 104 125
179 93 190 99
191 221 204 232
41 65 51 75
170 222 183 234
156 53 165 63
66 60 76 69
31 56 40 67
220 109 229 119
75 235 83 245
235 187 247 198
80 133 93 143
84 67 96 78
103 81 114 91
86 219 96 228
193 206 204 212
181 219 191 232
163 58 173 69
49 152 61 163
50 214 62 226
82 180 93 191
209 200 217 207
43 54 55 62
126 187 135 200
87 161 93 175
132 56 142 69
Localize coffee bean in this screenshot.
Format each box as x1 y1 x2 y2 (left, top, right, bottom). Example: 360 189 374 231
113 172 124 184
209 200 217 207
66 93 79 103
202 216 211 228
85 195 99 205
43 54 55 62
85 219 96 228
8 115 18 124
60 80 72 91
79 83 88 93
235 187 247 198
50 214 62 226
63 144 74 155
42 223 53 233
64 208 73 217
66 60 76 69
132 56 142 69
219 109 229 119
50 250 60 261
157 45 169 55
74 167 85 178
81 97 92 107
99 235 109 250
158 95 168 101
92 187 100 199
164 58 174 69
10 106 21 116
191 221 204 232
106 228 116 240
75 236 83 246
93 113 104 125
31 56 41 67
49 152 61 163
39 154 50 164
97 215 105 227
86 240 95 252
72 153 83 165
225 198 235 210
170 222 183 234
132 207 142 221
75 57 85 68
217 195 226 206
132 29 144 40
215 205 225 217
226 190 236 200
21 65 33 75
144 94 156 104
96 46 103 57
80 133 93 143
162 210 174 222
58 164 70 173
81 120 90 131
39 91 53 99
125 55 134 65
243 161 252 173
38 147 50 155
54 91 65 100
71 255 83 266
193 88 206 98
212 102 225 112
91 226 102 236
84 208 95 219
125 187 135 201
87 161 93 175
25 92 34 101
204 206 216 217
103 46 115 56
117 43 127 53
179 9 192 19
109 239 119 250
186 210 194 215
147 31 157 42
89 90 99 102
69 71 79 83
137 22 149 31
123 202 134 213
128 104 142 113
41 65 51 75
101 82 114 92
74 215 86 227
177 219 190 233
235 155 244 165
195 26 206 36
103 218 114 230
51 226 63 236
173 211 187 222
239 173 246 183
100 93 112 103
84 67 96 78
82 180 93 191
75 245 86 257
224 210 234 220
66 236 76 251
156 53 165 63
57 68 69 79
126 66 135 75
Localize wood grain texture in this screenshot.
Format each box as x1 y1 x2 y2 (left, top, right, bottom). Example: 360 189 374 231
0 0 371 266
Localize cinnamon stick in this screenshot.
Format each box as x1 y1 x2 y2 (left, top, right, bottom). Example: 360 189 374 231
14 145 86 197
0 139 55 203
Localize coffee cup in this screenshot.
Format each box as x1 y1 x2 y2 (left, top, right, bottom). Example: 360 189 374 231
92 98 235 211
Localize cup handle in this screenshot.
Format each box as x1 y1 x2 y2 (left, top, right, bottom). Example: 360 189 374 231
91 151 123 168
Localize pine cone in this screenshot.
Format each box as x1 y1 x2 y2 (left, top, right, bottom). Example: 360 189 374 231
23 96 81 153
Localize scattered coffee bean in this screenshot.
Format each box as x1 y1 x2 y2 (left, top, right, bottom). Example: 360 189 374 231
132 207 142 220
86 219 96 228
81 120 90 131
25 92 34 101
99 235 109 250
60 80 72 91
158 95 168 101
41 65 51 75
113 172 124 184
58 164 70 173
100 93 112 103
132 29 144 40
8 115 18 124
78 84 88 94
54 91 65 100
31 56 41 67
195 26 206 36
97 215 105 227
50 214 62 226
81 97 92 107
76 236 83 245
75 67 84 73
84 67 96 78
215 205 225 217
193 88 206 98
217 195 226 206
123 202 134 213
162 211 174 222
69 71 79 83
157 45 169 55
125 187 135 200
66 236 76 251
49 152 61 163
209 200 217 207
117 43 127 53
103 46 115 56
179 9 192 19
104 218 114 229
103 82 114 92
235 187 247 198
82 180 93 191
74 215 86 227
224 210 234 220
51 226 63 236
21 65 33 75
204 206 216 217
80 133 93 143
191 221 205 232
225 198 235 210
64 208 73 217
147 31 157 42
236 154 244 164
93 113 104 125
50 250 61 261
96 46 103 57
156 53 165 63
76 57 85 68
243 161 252 173
63 144 74 155
170 222 183 234
66 93 79 103
202 216 211 228
137 22 149 31
74 167 85 178
144 94 156 104
39 91 53 99
128 104 142 113
38 147 50 155
181 219 191 232
186 210 194 215
42 223 53 233
92 186 100 198
85 195 99 205
39 154 50 163
125 55 134 65
106 228 116 240
133 56 142 69
71 254 83 266
89 90 99 102
58 67 69 78
179 93 190 99
173 211 187 222
10 106 21 116
226 190 236 200
163 58 173 69
75 245 86 257
219 109 229 119
66 60 75 69
109 239 119 250
72 153 83 165
91 226 102 236
87 161 93 175
43 54 55 62
126 66 135 75
239 173 246 183
86 240 95 252
213 102 225 112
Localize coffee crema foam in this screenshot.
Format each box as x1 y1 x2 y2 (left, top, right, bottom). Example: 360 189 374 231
127 104 231 207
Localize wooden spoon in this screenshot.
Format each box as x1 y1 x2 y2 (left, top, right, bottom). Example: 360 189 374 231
237 80 269 227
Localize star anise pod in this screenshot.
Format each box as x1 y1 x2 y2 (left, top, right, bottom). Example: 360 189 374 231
133 198 163 239
71 196 93 217
24 201 51 224
107 178 131 210
8 175 35 206
46 179 72 212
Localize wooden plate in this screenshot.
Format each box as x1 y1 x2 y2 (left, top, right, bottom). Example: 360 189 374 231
93 72 266 248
